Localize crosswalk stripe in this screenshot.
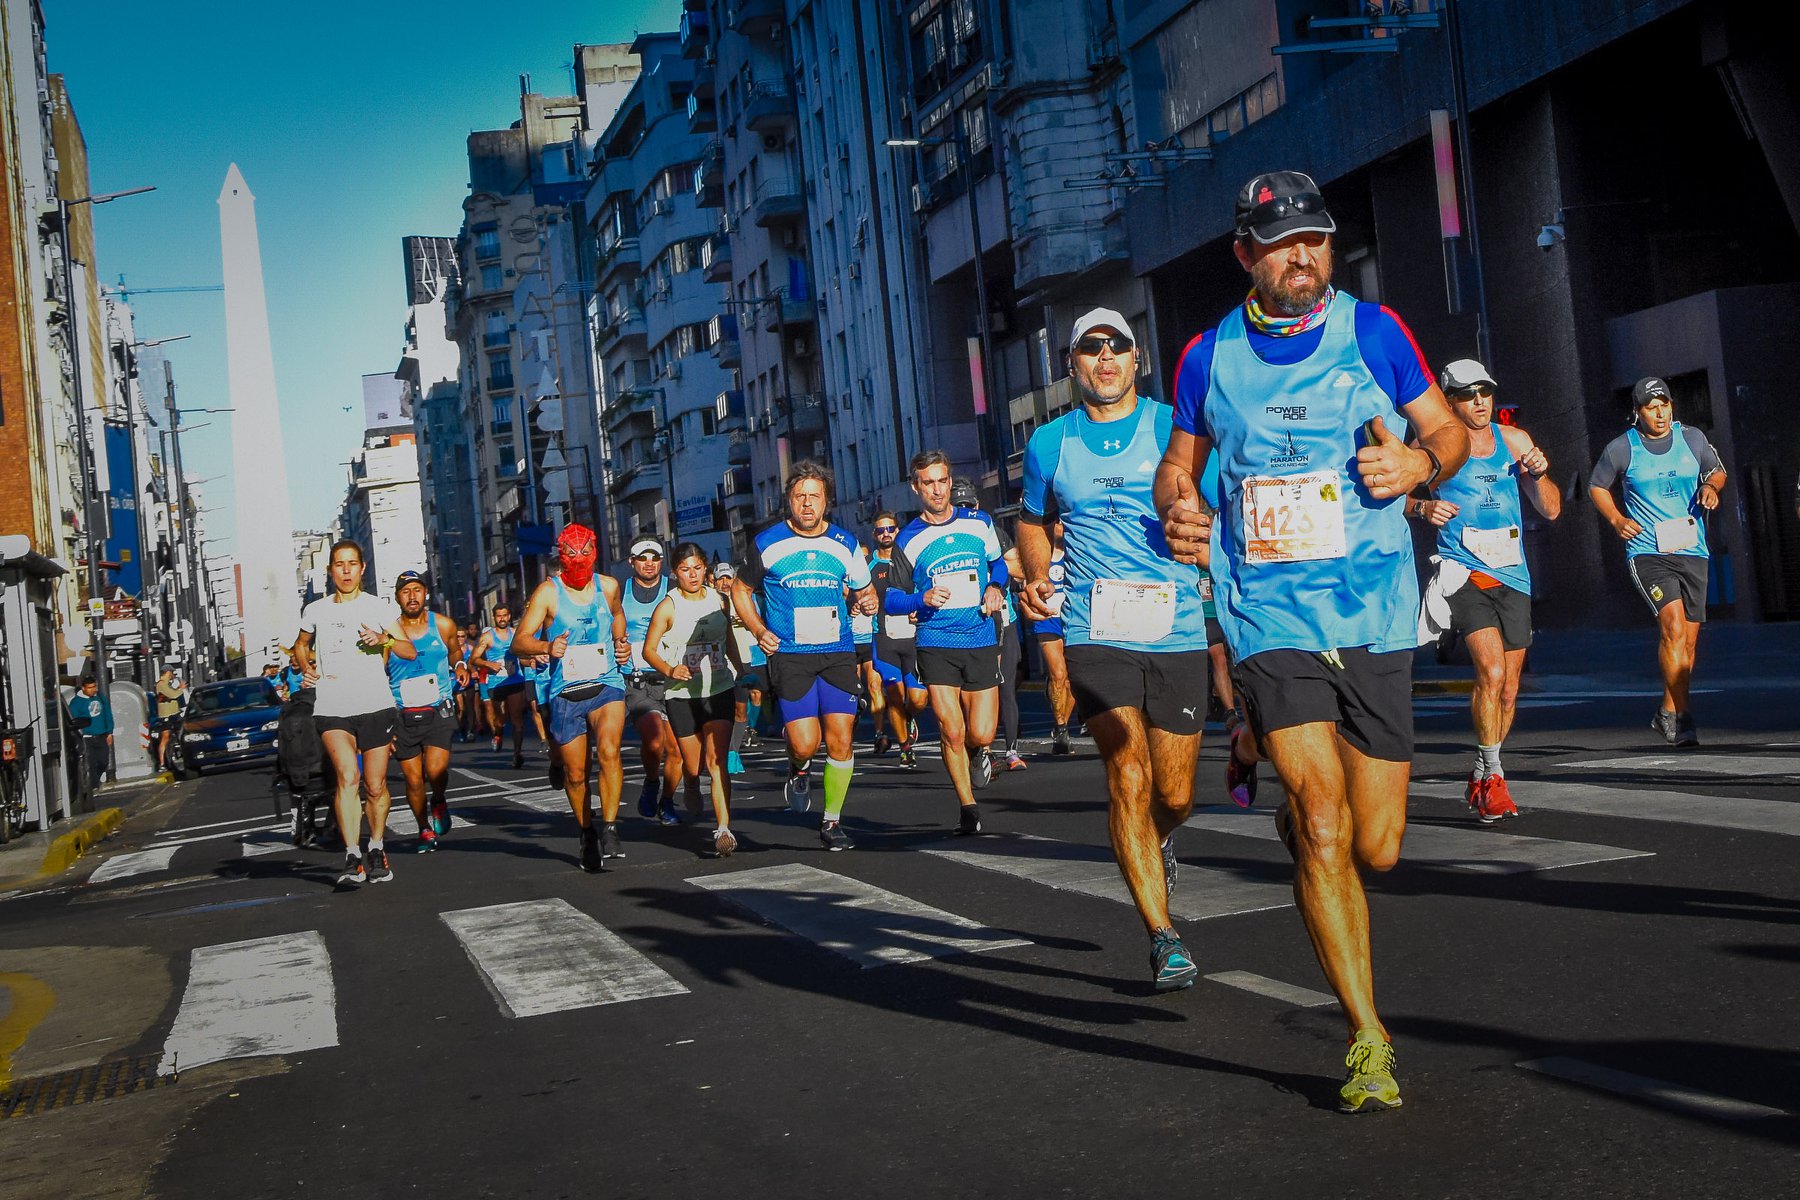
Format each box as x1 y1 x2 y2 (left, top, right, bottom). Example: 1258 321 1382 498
1205 970 1337 1008
687 862 1030 969
1185 806 1651 874
158 931 337 1075
88 846 179 883
922 833 1295 921
1565 754 1800 779
440 899 688 1017
1516 1056 1788 1121
1413 780 1800 839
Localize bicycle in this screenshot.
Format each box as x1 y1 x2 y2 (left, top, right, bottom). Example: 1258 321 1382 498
0 727 31 844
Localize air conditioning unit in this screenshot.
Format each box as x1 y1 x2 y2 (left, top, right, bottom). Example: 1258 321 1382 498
792 337 813 358
911 183 934 213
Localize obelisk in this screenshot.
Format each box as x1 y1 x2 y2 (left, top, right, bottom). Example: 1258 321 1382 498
218 164 300 671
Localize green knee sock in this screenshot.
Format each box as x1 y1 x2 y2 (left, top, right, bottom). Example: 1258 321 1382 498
822 756 854 822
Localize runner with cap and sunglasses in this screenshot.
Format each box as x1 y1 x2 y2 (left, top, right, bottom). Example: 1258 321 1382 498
1406 360 1561 819
387 570 469 852
512 525 632 872
1157 171 1469 1112
1588 377 1726 747
620 536 685 825
730 462 877 851
868 511 926 769
1018 308 1211 992
888 451 1010 834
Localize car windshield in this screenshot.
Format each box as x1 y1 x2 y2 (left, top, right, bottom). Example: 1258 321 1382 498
190 681 276 714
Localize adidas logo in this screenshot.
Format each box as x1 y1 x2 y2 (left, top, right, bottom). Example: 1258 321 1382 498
1331 371 1357 388
1136 459 1155 473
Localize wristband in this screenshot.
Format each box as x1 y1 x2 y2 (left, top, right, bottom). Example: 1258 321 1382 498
1420 446 1443 490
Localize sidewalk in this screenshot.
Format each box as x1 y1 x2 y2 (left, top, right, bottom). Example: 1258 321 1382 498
1415 619 1800 692
0 774 177 893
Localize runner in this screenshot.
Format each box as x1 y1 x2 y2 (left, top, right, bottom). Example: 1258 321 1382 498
455 621 483 743
951 478 1028 771
887 450 1009 834
644 545 740 856
291 539 420 887
620 536 684 825
729 461 876 851
1406 359 1561 818
1156 171 1469 1112
473 604 531 767
1028 527 1077 756
1018 307 1210 992
511 524 631 872
868 510 926 769
851 569 887 753
1588 376 1726 746
386 571 469 852
714 561 765 775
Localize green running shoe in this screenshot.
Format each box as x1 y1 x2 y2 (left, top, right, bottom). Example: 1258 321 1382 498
1339 1029 1402 1113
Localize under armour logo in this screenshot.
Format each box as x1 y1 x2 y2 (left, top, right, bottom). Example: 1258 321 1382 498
1102 439 1123 450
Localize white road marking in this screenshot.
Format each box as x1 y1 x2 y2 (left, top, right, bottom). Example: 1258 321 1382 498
1564 754 1800 778
156 813 285 839
440 899 687 1017
452 767 526 793
688 862 1029 969
923 833 1295 921
1412 780 1800 839
1205 970 1337 1008
87 846 179 883
1413 697 1585 711
158 931 337 1075
1185 806 1651 875
1516 1057 1788 1121
153 822 286 849
239 831 295 858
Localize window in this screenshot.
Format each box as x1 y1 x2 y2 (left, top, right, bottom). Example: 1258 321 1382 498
474 224 501 261
962 104 989 155
488 353 514 390
483 312 509 348
480 265 503 292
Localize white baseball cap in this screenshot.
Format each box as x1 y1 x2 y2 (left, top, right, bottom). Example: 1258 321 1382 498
628 537 664 559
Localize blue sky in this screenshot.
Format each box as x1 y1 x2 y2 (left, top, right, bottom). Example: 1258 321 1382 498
47 0 680 550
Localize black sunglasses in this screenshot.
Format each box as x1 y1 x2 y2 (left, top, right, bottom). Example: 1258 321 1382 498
1074 335 1135 357
1450 386 1495 401
873 525 898 534
1241 192 1329 233
631 552 663 561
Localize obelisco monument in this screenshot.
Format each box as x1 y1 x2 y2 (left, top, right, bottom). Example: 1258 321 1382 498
218 164 300 671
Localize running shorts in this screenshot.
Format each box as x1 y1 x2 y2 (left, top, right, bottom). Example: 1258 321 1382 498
1029 617 1064 640
1448 580 1533 651
1065 645 1210 736
1629 553 1708 623
874 643 922 691
667 690 735 739
767 651 861 724
1235 647 1412 763
315 708 397 752
394 704 456 760
548 686 626 745
624 674 670 724
918 644 1001 691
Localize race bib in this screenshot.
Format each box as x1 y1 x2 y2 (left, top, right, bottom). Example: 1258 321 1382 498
1462 525 1523 569
793 605 840 646
851 613 875 638
562 642 608 682
1089 578 1178 644
932 569 982 609
1197 575 1214 602
682 641 723 672
1653 516 1699 553
882 611 916 640
1242 471 1348 564
398 673 441 708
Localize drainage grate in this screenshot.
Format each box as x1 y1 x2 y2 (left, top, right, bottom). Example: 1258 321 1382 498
1 1054 176 1119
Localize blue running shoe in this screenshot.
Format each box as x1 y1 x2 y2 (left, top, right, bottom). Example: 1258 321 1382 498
656 793 683 826
636 777 659 819
1150 928 1197 991
727 750 745 776
785 770 812 814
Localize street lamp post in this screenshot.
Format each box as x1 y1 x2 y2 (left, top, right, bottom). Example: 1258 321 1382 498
122 333 189 685
52 184 154 783
884 132 1006 503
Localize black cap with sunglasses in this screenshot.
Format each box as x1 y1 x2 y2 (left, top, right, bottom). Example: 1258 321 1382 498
1234 170 1337 245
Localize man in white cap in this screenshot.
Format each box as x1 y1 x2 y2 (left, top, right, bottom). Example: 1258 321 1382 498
1017 306 1212 994
1404 360 1560 821
619 535 684 825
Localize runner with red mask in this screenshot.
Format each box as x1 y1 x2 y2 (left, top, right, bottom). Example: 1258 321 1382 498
513 525 633 871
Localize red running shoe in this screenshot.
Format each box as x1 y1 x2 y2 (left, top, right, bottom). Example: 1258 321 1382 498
1483 774 1519 821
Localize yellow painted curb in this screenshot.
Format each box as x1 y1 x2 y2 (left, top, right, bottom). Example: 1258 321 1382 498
36 808 125 879
0 972 56 1090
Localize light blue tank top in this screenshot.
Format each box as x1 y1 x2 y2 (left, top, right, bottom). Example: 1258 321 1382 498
389 617 452 708
545 577 623 701
479 626 522 693
622 578 669 673
1206 291 1418 658
1050 399 1207 652
1435 430 1531 593
1623 423 1708 559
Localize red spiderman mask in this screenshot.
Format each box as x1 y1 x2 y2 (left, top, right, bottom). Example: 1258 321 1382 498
556 525 598 588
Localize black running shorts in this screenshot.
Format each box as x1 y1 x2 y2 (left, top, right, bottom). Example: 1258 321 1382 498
918 644 1001 691
1448 580 1533 651
1234 647 1413 763
394 705 456 760
315 708 397 752
1629 553 1708 623
1065 644 1210 736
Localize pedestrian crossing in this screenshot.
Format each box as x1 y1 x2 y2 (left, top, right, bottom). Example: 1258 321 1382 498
442 898 688 1015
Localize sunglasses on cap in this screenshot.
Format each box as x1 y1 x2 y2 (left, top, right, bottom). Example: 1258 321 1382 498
1240 192 1329 232
1449 385 1495 401
1074 335 1134 357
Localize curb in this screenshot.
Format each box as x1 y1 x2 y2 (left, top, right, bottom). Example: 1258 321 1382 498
36 808 125 878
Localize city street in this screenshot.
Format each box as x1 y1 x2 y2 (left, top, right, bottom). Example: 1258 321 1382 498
2 642 1796 1199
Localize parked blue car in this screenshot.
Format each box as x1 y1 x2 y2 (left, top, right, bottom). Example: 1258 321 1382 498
172 678 283 776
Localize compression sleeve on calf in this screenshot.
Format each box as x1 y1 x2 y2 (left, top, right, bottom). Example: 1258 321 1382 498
823 757 853 822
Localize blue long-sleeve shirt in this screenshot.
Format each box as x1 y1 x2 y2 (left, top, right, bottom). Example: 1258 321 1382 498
885 508 1008 648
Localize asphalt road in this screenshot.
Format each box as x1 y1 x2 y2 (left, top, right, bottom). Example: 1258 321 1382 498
2 677 1797 1199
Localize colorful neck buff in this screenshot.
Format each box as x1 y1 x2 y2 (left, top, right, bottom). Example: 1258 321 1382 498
556 524 598 589
1244 285 1335 338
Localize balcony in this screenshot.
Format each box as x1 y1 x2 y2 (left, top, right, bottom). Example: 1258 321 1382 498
482 329 509 348
604 387 659 434
727 430 753 465
750 176 805 228
714 388 746 429
727 0 781 32
777 392 826 437
743 80 795 134
596 233 640 289
709 313 740 366
698 138 723 187
612 459 665 501
701 235 732 283
693 170 722 209
487 371 515 394
686 92 717 134
679 10 708 58
721 464 755 498
761 295 816 332
594 306 646 356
